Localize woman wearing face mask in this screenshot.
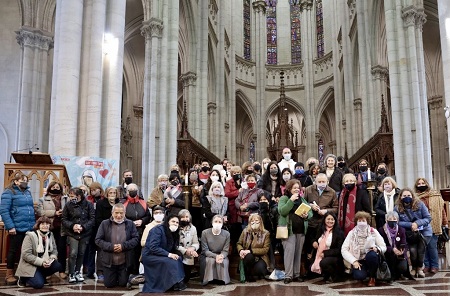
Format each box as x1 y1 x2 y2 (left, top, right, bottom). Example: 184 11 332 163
258 161 282 205
378 211 413 281
261 158 272 175
200 169 223 204
162 172 185 216
374 177 399 229
141 206 166 246
341 211 387 287
414 177 448 274
200 215 230 286
280 168 293 195
142 214 186 292
0 172 36 285
355 159 376 190
62 187 95 283
37 181 68 279
177 209 199 283
202 181 228 230
278 179 312 284
338 174 371 236
16 216 62 288
235 175 264 228
225 166 243 253
310 212 345 283
147 174 169 209
375 163 389 192
237 214 270 282
395 188 432 278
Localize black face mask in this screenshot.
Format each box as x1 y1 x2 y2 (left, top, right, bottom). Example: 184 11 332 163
19 182 28 189
387 221 397 228
416 185 428 192
359 165 368 172
124 177 133 185
338 162 345 168
259 202 269 210
377 168 386 175
128 190 138 198
171 179 179 186
180 220 190 227
246 170 253 175
233 174 241 181
49 189 61 195
253 164 262 172
345 183 355 191
201 166 209 172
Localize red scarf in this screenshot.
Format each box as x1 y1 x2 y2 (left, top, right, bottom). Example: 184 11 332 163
338 186 357 236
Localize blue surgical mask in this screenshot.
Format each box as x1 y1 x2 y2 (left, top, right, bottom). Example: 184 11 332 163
295 169 304 175
317 184 327 191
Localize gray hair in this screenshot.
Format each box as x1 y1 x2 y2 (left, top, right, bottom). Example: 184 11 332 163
325 154 337 165
178 209 192 222
157 174 169 181
208 181 224 196
385 211 399 221
126 183 138 191
211 214 224 223
111 203 125 212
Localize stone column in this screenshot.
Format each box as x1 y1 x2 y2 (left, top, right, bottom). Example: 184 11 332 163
141 17 163 195
353 98 362 148
438 0 450 186
16 27 53 152
252 0 267 161
102 0 126 165
49 0 84 155
180 72 197 131
371 65 390 128
428 96 448 188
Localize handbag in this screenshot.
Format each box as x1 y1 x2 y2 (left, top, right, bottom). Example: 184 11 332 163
440 226 450 243
404 209 423 244
376 253 391 281
276 225 288 239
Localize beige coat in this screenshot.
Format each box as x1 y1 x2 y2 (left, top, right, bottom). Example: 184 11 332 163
237 228 271 267
15 231 58 277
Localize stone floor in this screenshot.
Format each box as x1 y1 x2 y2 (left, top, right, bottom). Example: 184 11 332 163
1 271 450 296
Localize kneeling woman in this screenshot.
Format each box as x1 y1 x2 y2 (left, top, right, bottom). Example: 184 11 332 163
16 217 62 288
237 213 270 281
200 215 230 285
142 214 186 292
341 211 386 287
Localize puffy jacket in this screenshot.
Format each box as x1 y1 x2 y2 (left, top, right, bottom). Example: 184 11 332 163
61 198 95 239
395 201 432 237
0 185 35 232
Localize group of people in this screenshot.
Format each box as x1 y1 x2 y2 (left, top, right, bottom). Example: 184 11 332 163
0 149 448 292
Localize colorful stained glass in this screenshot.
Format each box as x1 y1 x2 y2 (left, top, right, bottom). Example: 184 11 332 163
290 0 301 63
266 0 277 64
316 0 324 58
244 0 251 60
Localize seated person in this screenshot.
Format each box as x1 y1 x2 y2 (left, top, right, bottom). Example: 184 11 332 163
378 211 412 280
95 203 139 288
341 211 386 287
237 213 270 282
141 214 186 292
200 215 230 286
177 209 199 283
16 217 62 289
310 212 345 283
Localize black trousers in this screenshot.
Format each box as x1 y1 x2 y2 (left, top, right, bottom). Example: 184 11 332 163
243 253 267 279
53 230 67 273
103 263 127 288
7 232 26 269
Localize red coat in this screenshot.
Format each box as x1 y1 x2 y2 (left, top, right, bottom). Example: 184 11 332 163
225 179 239 224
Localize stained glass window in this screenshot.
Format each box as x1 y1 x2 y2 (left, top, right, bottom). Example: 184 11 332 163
244 0 251 60
316 0 324 58
266 0 277 64
290 0 301 63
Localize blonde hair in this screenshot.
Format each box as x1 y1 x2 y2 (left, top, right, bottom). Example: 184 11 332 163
381 176 397 189
342 173 356 185
248 214 265 232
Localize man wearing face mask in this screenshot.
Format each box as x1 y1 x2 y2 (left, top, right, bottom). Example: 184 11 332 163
304 173 338 257
0 173 36 285
118 170 144 201
148 174 169 209
198 161 211 185
123 183 151 279
355 159 376 191
95 203 139 288
278 147 296 173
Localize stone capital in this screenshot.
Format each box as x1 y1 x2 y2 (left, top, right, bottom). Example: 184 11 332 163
252 1 266 14
353 98 362 110
371 65 389 80
179 71 197 88
402 6 426 29
133 105 143 118
428 95 443 110
300 0 313 11
141 18 163 39
207 102 217 114
16 27 53 51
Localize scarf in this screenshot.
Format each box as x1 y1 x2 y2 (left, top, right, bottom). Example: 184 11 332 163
417 189 444 234
338 186 357 236
311 227 333 274
383 223 398 247
383 190 395 213
36 230 51 261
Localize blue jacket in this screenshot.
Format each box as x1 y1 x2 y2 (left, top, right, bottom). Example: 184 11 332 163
0 185 35 232
395 201 432 237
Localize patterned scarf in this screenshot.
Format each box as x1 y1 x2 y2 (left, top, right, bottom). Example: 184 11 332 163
338 186 357 236
417 189 444 234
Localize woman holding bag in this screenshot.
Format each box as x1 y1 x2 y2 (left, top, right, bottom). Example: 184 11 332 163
277 179 312 284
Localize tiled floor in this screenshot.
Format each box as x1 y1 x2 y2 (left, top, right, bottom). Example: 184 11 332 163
1 271 450 296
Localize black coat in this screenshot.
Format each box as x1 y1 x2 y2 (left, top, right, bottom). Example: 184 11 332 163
326 169 343 192
374 189 399 229
95 198 114 228
95 218 139 268
313 226 345 259
62 198 95 240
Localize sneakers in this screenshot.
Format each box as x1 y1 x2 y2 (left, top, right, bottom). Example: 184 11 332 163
417 269 425 278
68 274 77 283
17 277 26 288
74 271 84 282
410 269 416 277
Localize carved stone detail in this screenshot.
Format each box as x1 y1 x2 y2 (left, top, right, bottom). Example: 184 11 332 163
402 6 426 29
141 18 163 40
371 65 389 81
428 96 443 110
347 0 356 20
16 27 53 51
252 1 266 14
180 71 197 88
133 105 143 118
353 98 362 110
207 102 217 114
121 116 133 145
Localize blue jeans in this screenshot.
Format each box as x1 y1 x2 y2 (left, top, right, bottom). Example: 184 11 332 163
25 260 62 288
352 251 379 280
424 234 439 269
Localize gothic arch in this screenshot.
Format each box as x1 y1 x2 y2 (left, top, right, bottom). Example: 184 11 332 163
235 90 255 165
372 0 388 67
18 0 55 32
314 86 334 128
179 0 197 72
265 97 305 119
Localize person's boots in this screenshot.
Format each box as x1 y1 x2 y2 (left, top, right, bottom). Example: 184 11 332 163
5 269 17 285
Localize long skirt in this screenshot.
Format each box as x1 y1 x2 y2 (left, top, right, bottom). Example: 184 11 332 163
200 255 230 285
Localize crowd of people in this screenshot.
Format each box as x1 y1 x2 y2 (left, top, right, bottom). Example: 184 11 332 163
0 149 448 292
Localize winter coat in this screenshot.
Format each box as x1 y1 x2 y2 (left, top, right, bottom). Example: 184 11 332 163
237 227 271 266
395 201 432 237
61 198 95 239
0 185 35 232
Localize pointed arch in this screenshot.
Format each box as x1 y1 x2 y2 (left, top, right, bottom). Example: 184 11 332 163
315 86 334 127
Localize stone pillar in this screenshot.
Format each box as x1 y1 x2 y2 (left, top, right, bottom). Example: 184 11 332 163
180 72 197 132
102 0 126 165
353 98 362 148
16 28 53 152
428 96 448 188
371 65 390 128
141 17 163 195
384 1 432 187
49 0 84 155
252 1 267 161
438 0 450 187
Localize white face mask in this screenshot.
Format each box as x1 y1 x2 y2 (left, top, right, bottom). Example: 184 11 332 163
154 213 164 222
263 163 268 170
283 175 291 182
212 223 223 231
356 221 368 230
283 153 292 161
251 222 260 230
210 176 219 182
213 188 221 195
169 225 178 232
